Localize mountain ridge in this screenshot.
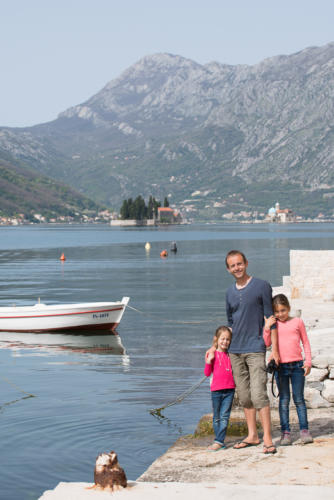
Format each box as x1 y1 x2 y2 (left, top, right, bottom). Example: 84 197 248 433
1 42 334 217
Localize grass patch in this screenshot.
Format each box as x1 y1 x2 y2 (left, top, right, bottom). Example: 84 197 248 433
193 415 262 438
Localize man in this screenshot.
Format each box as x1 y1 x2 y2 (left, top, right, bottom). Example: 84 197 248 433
225 249 279 454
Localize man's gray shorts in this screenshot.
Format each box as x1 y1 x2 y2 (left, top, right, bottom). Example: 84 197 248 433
229 352 269 409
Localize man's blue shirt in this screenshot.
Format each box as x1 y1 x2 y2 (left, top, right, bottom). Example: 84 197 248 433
226 277 274 354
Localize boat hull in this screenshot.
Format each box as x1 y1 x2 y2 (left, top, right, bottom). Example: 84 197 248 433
0 297 130 334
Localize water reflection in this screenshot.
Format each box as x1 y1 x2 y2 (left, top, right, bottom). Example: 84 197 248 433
0 331 126 356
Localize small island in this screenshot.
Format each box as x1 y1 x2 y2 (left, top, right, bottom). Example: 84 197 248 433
111 195 183 226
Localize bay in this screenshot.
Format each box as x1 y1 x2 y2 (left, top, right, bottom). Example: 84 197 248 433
0 222 333 499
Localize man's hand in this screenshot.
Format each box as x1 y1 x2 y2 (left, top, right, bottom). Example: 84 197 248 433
264 315 276 330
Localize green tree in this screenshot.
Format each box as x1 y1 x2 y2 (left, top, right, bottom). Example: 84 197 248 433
119 195 165 220
163 196 169 207
133 195 146 220
147 195 154 219
153 197 161 218
120 199 129 219
127 198 135 219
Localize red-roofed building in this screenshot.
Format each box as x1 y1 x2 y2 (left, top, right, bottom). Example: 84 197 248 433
158 207 182 223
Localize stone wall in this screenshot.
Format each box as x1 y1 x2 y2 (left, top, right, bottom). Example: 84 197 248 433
283 250 334 300
110 219 156 226
268 250 334 409
304 328 334 408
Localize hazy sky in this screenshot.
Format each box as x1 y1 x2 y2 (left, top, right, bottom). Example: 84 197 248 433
1 0 334 127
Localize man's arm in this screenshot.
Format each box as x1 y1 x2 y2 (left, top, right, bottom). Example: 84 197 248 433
225 292 233 329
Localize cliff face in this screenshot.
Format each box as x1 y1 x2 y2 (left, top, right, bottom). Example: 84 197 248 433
1 44 334 215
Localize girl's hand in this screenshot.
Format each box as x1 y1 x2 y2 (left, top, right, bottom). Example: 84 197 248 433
206 351 215 363
206 346 215 363
267 351 280 365
205 345 216 361
303 365 311 376
264 315 276 330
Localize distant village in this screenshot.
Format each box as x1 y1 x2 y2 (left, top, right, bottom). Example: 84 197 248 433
177 193 333 224
0 210 116 226
0 199 333 226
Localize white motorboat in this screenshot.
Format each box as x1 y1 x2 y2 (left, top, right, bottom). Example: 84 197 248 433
0 297 130 334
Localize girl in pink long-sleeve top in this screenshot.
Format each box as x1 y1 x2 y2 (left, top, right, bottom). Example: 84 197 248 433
263 294 313 446
204 326 235 451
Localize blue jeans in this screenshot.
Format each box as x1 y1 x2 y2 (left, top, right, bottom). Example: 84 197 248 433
275 361 308 432
211 389 235 445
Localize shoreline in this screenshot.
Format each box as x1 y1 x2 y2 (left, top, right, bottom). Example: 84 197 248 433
1 219 334 227
39 404 334 499
39 251 334 499
137 407 334 485
39 326 334 499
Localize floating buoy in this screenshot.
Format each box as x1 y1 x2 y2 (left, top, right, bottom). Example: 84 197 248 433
160 249 168 258
145 242 151 250
60 253 66 261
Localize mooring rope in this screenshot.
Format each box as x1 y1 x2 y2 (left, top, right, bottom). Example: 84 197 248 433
127 304 223 325
149 375 207 416
0 376 36 398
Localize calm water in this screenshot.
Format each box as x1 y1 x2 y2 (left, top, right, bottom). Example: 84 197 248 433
0 223 333 499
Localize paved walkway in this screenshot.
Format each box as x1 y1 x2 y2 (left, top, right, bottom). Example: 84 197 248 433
40 481 334 500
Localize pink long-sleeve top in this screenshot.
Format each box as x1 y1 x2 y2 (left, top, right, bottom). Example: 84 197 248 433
204 350 235 391
263 317 312 367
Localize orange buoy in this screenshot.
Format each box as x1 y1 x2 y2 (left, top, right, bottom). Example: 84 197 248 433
160 249 168 258
60 253 66 261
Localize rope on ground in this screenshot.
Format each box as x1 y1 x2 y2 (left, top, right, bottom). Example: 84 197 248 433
1 376 36 398
127 304 223 325
149 375 207 416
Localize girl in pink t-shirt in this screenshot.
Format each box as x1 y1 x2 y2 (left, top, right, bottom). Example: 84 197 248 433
264 294 313 446
204 326 235 451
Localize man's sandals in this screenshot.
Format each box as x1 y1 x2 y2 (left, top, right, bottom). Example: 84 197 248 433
233 440 260 449
233 440 277 454
263 444 277 454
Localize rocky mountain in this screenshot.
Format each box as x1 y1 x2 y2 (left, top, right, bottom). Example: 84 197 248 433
0 151 101 219
1 43 334 217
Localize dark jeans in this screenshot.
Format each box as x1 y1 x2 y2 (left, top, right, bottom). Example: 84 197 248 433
275 360 308 432
211 388 235 445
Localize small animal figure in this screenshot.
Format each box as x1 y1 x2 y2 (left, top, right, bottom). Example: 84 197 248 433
92 451 127 492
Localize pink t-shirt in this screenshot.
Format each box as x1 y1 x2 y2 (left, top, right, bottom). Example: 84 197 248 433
204 351 235 391
263 317 312 367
